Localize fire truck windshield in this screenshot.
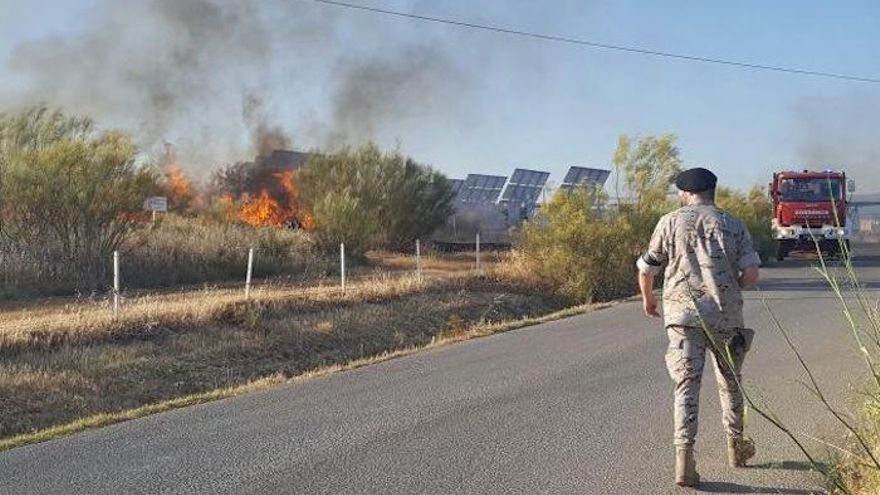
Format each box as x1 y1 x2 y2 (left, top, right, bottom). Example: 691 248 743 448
779 178 842 202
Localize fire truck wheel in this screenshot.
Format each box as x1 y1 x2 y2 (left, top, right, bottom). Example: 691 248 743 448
776 245 786 262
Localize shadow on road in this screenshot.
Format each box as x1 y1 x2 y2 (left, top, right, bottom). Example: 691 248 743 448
692 461 828 494
695 481 816 494
757 245 880 292
751 460 827 472
757 277 880 292
768 244 880 269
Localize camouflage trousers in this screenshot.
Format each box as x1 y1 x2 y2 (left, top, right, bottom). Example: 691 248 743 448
665 325 754 446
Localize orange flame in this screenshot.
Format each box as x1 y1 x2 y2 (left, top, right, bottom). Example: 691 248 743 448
273 170 315 229
162 143 196 211
209 166 315 229
238 190 289 227
166 164 194 210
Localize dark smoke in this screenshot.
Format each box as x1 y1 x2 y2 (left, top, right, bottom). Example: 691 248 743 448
791 93 880 193
6 0 277 162
322 45 465 147
2 0 473 173
242 94 292 157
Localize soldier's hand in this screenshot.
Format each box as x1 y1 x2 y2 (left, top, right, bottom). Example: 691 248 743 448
643 296 661 318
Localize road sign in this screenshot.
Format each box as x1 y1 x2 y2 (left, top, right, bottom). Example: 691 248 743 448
143 196 168 212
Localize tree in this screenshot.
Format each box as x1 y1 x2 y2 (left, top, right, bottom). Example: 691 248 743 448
612 133 682 214
506 134 683 303
716 186 774 261
384 158 455 251
298 143 453 256
612 134 683 247
507 185 638 302
0 106 158 292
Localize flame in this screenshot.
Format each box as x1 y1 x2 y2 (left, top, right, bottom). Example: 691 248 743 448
166 164 194 210
161 144 195 211
207 162 315 229
275 170 298 205
238 190 289 227
273 170 315 229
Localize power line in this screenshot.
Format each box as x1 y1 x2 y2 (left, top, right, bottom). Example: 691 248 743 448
307 0 880 84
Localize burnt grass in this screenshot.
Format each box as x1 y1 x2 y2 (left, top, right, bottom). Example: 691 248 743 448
0 278 570 439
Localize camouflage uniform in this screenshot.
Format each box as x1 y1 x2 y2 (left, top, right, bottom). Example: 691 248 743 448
637 204 760 447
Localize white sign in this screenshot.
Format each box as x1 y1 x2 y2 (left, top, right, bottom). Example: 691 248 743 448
144 196 168 212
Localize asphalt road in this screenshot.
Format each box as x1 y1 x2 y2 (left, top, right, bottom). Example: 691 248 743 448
3 247 880 494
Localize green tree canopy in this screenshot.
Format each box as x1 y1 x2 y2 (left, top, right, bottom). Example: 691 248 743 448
716 185 774 261
507 133 684 303
612 133 682 214
0 106 158 291
299 143 453 256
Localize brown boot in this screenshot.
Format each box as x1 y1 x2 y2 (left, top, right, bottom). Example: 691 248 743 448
675 447 700 487
728 436 755 467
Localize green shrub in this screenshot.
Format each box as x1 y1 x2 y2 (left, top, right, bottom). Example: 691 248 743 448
309 190 378 260
503 187 640 302
299 143 453 256
0 106 159 294
716 186 774 262
503 134 682 303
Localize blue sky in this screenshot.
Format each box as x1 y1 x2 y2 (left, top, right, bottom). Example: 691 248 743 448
2 1 879 192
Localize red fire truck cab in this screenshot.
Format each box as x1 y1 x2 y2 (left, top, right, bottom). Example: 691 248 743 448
770 170 850 261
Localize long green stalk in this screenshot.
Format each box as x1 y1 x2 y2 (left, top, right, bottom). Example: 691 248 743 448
763 298 880 470
686 285 848 492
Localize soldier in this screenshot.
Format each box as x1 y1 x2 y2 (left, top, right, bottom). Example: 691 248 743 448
636 167 761 487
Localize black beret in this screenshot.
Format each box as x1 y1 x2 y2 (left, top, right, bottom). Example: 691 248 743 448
675 167 717 193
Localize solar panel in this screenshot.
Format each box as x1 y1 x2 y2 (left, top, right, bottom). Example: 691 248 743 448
510 168 551 188
458 174 507 204
496 169 550 223
449 179 465 196
500 184 543 204
560 167 611 190
499 169 549 204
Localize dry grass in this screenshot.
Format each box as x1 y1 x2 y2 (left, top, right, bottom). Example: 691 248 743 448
0 265 577 447
367 249 504 275
0 298 609 453
0 215 333 298
832 395 880 494
0 272 438 351
123 215 333 288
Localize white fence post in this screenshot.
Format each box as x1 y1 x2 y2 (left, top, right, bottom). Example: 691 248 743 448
476 232 481 274
245 247 254 299
340 242 346 293
416 239 422 281
113 250 120 316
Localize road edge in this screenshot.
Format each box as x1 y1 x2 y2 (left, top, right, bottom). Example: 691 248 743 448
0 298 626 453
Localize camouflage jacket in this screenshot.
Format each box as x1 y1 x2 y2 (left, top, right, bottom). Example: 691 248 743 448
637 204 761 329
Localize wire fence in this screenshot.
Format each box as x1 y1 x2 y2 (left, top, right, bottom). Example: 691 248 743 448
0 233 496 317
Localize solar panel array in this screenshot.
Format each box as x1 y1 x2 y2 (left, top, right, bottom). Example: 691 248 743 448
449 179 465 196
449 166 610 214
457 174 507 204
499 169 550 208
560 167 611 191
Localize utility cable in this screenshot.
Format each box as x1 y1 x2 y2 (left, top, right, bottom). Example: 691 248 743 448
307 0 880 84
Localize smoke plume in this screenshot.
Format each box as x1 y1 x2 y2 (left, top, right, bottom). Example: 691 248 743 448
2 0 473 173
242 94 292 157
322 45 464 147
791 93 880 193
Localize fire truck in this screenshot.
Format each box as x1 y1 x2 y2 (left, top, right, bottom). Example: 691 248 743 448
770 170 851 261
